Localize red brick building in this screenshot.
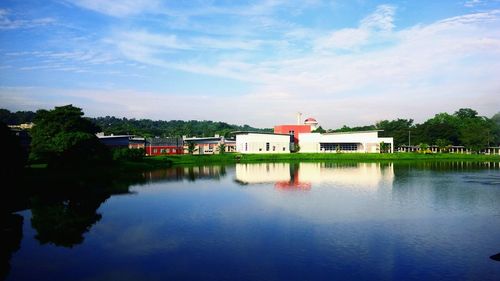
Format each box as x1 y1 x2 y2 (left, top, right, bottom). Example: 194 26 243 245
273 125 311 144
145 137 184 156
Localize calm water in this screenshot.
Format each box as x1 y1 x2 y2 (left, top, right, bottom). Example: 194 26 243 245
3 162 500 281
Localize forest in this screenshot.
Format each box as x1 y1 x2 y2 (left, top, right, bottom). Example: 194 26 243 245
2 107 500 150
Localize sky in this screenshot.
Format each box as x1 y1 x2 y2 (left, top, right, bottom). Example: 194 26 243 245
1 0 499 128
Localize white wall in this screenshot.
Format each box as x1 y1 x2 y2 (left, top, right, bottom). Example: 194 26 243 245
236 133 290 154
299 131 394 153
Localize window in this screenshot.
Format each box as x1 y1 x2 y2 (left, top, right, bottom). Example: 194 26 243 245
153 149 158 153
245 143 248 151
160 149 165 153
266 142 270 151
273 146 276 151
166 148 170 153
320 143 358 151
283 147 286 151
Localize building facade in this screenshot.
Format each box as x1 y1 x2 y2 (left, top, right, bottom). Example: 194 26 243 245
236 133 291 154
183 136 236 154
273 125 311 144
299 131 393 153
145 137 184 155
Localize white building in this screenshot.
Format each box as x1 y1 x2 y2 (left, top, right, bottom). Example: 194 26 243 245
236 133 291 154
299 130 393 153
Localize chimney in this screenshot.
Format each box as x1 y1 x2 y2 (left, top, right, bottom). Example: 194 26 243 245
296 112 302 125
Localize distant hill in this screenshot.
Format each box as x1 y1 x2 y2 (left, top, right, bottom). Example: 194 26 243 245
0 108 270 138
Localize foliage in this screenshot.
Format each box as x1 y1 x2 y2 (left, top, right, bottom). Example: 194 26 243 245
379 142 390 153
187 142 197 154
419 143 430 153
0 109 36 125
435 139 451 152
112 148 145 161
29 105 111 168
217 143 226 154
90 116 271 137
0 122 27 176
312 126 326 133
376 119 414 147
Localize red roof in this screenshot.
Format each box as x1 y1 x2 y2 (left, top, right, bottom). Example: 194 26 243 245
304 117 317 122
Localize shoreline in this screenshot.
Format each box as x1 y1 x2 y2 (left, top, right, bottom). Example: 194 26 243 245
145 152 500 167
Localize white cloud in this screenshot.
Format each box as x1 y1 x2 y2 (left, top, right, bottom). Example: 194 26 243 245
0 9 56 29
66 0 160 17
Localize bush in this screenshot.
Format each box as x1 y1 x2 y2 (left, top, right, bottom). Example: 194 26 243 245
112 148 145 162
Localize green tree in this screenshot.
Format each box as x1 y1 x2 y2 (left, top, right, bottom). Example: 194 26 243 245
379 142 390 153
0 122 27 176
187 142 197 154
217 143 226 154
435 138 451 152
29 105 110 168
312 126 326 133
459 118 492 152
376 119 414 147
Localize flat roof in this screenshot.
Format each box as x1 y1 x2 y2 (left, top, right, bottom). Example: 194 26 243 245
231 131 289 136
97 135 134 139
321 130 383 135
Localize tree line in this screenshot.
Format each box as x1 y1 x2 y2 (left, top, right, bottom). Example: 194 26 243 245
333 108 500 151
2 106 500 153
0 109 270 137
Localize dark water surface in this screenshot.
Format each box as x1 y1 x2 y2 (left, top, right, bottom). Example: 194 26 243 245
3 162 500 281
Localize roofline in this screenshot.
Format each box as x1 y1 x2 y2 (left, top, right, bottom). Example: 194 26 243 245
231 131 289 136
319 130 384 135
97 135 134 138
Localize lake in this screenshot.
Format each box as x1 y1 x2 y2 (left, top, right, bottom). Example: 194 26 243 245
3 162 500 281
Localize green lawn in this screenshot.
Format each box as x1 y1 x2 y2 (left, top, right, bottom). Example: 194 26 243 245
143 152 500 167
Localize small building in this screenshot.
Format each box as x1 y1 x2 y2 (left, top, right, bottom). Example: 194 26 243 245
235 132 291 154
304 118 319 131
97 134 133 148
129 137 145 149
145 137 184 156
299 130 393 153
183 135 236 154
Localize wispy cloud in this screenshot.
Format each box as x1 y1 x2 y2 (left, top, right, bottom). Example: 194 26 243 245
0 9 56 29
65 0 161 17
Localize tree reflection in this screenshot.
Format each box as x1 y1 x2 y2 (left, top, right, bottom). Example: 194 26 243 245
0 214 23 280
30 191 109 247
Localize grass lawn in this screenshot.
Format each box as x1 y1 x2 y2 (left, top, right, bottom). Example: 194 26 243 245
143 152 500 167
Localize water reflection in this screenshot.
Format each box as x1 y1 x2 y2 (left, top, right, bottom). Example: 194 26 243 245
235 162 394 190
0 214 23 280
142 165 227 183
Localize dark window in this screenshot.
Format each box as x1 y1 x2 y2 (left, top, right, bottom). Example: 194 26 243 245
266 142 270 151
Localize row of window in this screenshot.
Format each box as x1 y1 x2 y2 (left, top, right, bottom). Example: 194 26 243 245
244 142 286 152
320 143 359 151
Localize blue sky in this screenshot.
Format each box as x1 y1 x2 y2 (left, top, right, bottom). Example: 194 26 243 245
1 0 499 128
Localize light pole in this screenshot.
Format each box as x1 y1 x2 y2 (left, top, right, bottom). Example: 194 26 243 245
408 130 411 147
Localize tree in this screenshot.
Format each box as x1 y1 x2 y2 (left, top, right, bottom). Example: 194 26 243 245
419 143 430 153
454 108 478 119
376 119 414 147
29 105 110 168
0 122 27 176
217 143 226 154
187 142 197 154
312 126 326 133
379 142 390 153
436 138 451 152
459 118 492 152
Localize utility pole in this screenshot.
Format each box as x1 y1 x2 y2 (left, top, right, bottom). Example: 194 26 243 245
408 130 411 146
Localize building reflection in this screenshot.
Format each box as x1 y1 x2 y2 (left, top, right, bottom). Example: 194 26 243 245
235 162 394 190
141 166 227 182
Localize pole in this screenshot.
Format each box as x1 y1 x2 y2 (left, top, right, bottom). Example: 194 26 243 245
408 130 411 146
